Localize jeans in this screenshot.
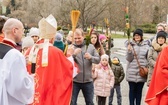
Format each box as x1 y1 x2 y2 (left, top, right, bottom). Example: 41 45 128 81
71 82 94 105
109 84 122 105
128 82 144 105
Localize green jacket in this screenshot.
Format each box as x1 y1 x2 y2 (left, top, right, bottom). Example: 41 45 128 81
53 41 64 52
111 63 125 85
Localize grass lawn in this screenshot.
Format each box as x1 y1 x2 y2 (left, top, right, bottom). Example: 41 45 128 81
111 33 132 39
110 33 154 39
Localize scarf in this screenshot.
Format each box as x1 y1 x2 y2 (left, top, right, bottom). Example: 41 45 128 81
100 63 108 70
74 42 85 48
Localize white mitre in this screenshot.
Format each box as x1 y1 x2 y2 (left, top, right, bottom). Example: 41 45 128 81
29 14 57 67
38 14 57 39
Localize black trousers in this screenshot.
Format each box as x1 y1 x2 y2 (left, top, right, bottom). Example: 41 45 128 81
97 96 106 105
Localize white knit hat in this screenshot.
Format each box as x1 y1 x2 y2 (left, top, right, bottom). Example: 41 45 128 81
101 54 109 61
22 36 34 49
38 14 57 39
28 27 40 37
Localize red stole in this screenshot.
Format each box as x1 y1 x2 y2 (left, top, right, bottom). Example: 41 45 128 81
145 46 168 105
26 41 73 105
2 39 16 48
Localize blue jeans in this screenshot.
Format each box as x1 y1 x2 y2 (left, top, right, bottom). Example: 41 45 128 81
71 82 94 105
108 84 122 105
128 82 144 105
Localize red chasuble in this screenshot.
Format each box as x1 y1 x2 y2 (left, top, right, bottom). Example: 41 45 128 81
145 46 168 105
26 40 73 105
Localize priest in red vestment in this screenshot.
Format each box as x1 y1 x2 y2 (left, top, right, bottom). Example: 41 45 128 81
145 46 168 105
26 15 73 105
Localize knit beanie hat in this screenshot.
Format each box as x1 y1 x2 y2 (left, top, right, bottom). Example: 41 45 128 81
22 36 34 49
28 27 40 37
101 54 109 61
99 34 106 41
55 32 63 42
156 31 167 40
133 29 143 36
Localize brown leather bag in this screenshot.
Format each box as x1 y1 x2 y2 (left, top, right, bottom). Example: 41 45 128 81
139 67 148 78
131 44 148 78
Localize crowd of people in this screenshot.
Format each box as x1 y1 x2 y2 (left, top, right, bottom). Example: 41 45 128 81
125 23 168 105
0 14 168 105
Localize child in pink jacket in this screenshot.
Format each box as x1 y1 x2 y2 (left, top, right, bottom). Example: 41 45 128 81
92 54 114 105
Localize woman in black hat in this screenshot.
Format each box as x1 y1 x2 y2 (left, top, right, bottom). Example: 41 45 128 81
125 28 150 105
147 30 168 87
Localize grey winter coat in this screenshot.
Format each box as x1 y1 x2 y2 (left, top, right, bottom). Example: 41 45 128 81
125 40 149 83
73 43 100 83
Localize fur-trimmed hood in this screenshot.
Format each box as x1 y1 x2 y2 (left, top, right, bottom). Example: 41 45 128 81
151 38 168 52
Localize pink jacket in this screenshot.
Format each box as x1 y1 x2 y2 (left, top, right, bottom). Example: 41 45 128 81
92 68 114 97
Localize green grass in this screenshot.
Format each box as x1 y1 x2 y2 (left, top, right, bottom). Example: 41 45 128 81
110 33 152 39
111 34 132 39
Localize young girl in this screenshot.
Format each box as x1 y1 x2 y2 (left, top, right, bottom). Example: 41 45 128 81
90 32 105 56
90 32 105 71
92 54 114 105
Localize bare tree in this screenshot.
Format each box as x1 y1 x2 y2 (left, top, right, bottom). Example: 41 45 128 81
2 0 168 31
55 0 111 31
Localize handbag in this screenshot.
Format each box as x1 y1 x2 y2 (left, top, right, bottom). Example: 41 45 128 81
132 44 148 78
139 67 148 78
